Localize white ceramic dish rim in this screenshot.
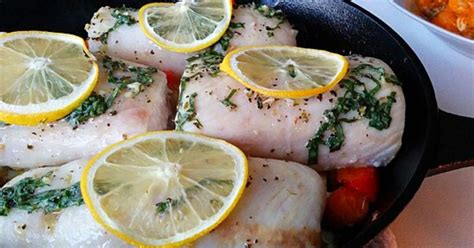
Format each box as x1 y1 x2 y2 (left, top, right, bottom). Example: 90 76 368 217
388 0 474 45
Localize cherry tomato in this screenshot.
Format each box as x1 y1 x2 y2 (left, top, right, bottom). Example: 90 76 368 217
164 70 180 92
336 167 379 202
324 187 370 229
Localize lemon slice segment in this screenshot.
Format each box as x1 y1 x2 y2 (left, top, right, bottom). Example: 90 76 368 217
220 45 349 99
138 0 233 53
81 131 248 247
0 31 98 126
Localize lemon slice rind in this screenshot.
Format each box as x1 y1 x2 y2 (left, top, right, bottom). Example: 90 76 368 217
81 131 248 247
220 45 349 99
138 1 233 53
0 31 98 125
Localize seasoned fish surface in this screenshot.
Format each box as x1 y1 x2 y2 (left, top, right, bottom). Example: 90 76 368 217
0 158 324 247
179 55 405 170
195 157 325 248
0 57 170 169
86 6 188 76
0 159 129 248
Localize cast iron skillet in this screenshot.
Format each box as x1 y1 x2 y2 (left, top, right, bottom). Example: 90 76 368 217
1 0 470 247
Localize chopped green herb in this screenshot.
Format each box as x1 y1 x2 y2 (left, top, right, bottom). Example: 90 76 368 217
155 198 178 214
99 6 137 44
0 172 83 216
155 179 232 214
66 56 157 127
0 121 9 127
217 22 245 51
257 5 285 20
288 64 297 78
220 89 238 110
176 92 202 130
257 5 286 37
306 64 401 164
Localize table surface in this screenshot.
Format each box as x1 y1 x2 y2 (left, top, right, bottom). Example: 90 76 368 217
353 1 474 247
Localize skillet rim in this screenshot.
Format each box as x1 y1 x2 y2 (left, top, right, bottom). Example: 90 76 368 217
339 1 439 246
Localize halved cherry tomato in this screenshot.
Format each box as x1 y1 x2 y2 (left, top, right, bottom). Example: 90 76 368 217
324 187 370 229
164 70 180 92
336 167 379 202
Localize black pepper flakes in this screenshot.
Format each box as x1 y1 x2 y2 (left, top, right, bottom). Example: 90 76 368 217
316 94 323 101
270 149 275 153
27 144 34 150
275 176 279 180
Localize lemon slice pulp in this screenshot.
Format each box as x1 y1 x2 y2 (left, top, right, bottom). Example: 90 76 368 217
138 0 233 53
0 31 98 125
81 131 248 247
220 45 349 99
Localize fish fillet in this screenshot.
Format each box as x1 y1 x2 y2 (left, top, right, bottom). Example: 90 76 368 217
85 4 297 74
86 6 188 76
178 55 406 170
0 158 325 247
0 57 170 169
194 157 325 248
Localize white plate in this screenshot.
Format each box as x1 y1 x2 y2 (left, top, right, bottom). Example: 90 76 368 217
389 0 474 58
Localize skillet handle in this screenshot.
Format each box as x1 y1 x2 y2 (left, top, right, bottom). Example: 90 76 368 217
427 111 474 177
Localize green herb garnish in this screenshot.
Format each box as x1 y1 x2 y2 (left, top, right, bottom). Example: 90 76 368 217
217 22 245 52
257 5 286 37
0 172 83 216
176 92 202 130
306 64 401 164
66 56 157 127
288 64 297 78
99 6 137 44
155 179 232 214
220 89 238 109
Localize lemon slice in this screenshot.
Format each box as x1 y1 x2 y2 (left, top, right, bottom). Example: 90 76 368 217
0 31 98 126
81 131 248 247
138 0 233 53
220 46 349 99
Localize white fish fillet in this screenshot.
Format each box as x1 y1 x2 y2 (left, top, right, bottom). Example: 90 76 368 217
194 157 325 248
0 158 325 247
0 57 170 169
179 55 406 170
86 6 188 76
229 4 298 49
0 159 128 248
85 5 297 74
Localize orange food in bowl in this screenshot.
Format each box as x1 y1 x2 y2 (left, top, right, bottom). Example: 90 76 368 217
417 0 474 39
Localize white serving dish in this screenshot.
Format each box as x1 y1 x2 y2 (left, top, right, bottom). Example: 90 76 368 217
389 0 474 58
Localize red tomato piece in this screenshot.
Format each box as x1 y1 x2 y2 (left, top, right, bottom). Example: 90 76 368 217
164 70 180 92
324 187 370 229
336 167 379 202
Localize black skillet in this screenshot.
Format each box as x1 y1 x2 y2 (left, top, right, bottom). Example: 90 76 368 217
1 0 473 247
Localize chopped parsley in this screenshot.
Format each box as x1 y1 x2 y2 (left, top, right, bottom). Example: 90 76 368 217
0 121 9 127
306 64 401 164
99 6 137 44
66 56 157 127
287 64 297 78
220 89 238 110
155 179 232 214
0 172 83 216
176 92 202 130
218 22 245 51
257 5 286 37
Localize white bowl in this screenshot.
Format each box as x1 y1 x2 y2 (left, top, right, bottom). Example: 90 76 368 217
389 0 474 58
